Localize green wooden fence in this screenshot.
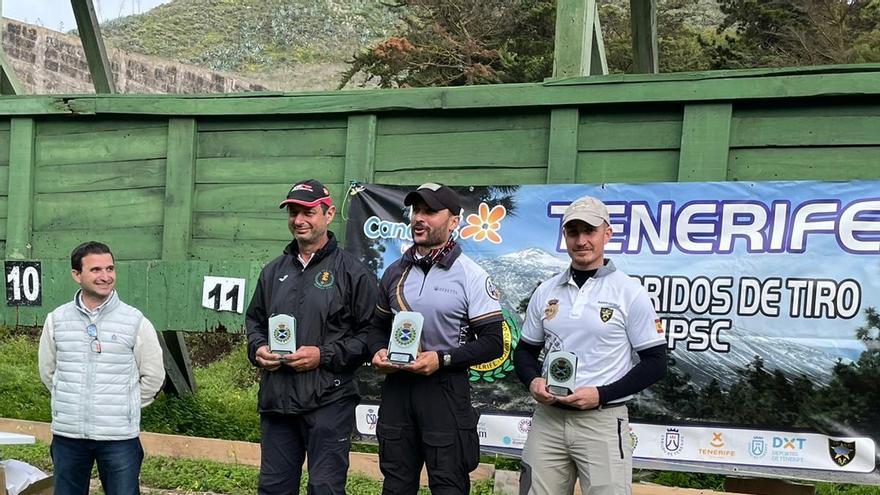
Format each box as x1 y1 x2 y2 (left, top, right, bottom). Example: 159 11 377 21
1 65 879 333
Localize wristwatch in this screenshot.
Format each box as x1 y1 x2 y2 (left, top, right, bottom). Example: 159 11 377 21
439 351 452 368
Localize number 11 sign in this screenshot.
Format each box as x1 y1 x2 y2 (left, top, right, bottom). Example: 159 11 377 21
201 276 246 314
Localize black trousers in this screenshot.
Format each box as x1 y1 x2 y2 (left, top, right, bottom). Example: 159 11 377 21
377 370 481 495
258 396 357 495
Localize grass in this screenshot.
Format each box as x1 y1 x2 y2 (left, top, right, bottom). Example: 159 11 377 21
2 330 878 494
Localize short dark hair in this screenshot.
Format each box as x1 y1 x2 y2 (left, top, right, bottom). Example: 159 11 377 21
71 241 114 271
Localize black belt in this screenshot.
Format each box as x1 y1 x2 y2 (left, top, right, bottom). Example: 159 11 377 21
551 401 627 412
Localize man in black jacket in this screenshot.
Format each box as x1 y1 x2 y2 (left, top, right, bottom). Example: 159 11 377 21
368 183 504 495
246 179 378 495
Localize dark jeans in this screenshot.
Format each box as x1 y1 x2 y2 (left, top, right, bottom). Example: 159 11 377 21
259 397 357 495
50 435 144 495
377 370 481 495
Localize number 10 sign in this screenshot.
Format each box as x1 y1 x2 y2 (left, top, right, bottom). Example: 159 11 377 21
201 276 246 314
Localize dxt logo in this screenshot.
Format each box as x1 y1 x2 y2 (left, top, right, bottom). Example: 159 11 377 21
773 437 806 450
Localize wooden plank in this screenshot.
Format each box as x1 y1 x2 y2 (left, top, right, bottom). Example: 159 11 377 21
579 121 682 151
31 226 163 260
33 187 166 230
590 5 608 75
0 197 8 219
728 147 880 181
733 102 880 118
70 0 116 93
730 115 880 147
0 167 9 194
35 127 168 165
374 128 549 171
35 159 166 193
553 0 597 77
194 182 346 213
5 118 34 259
45 68 880 116
0 97 76 115
547 108 579 183
37 117 167 136
630 0 658 74
344 114 377 185
0 129 14 163
198 118 346 132
0 51 22 95
192 212 290 241
374 167 547 186
190 238 286 262
162 119 198 261
678 103 732 181
197 128 347 158
196 156 345 184
576 150 679 183
377 112 549 135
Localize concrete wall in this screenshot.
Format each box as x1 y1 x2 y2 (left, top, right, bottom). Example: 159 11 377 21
1 18 269 94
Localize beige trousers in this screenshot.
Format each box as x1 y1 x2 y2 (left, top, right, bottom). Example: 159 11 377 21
520 404 632 495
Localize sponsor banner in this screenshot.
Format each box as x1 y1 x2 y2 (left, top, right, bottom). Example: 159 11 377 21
346 180 880 476
355 405 876 473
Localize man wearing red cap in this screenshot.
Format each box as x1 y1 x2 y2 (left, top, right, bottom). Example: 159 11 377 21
245 179 378 495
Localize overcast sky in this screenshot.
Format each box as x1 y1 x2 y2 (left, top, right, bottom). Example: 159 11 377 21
4 0 171 32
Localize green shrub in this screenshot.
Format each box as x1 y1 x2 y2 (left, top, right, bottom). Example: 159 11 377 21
0 334 51 422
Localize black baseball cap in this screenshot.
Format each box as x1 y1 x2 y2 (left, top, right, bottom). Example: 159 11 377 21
404 183 462 215
278 179 333 209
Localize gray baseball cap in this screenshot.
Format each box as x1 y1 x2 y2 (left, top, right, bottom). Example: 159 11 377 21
562 196 610 227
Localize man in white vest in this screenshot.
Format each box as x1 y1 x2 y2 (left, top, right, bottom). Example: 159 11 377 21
38 241 165 495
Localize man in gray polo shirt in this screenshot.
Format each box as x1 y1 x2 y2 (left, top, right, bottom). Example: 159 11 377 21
514 196 667 495
368 183 504 495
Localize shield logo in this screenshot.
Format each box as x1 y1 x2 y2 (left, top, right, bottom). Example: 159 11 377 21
749 437 767 458
549 357 574 382
273 324 291 343
664 430 680 452
544 299 559 321
600 307 614 322
829 439 856 467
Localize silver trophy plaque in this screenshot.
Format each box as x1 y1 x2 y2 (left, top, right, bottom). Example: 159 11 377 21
269 314 296 356
545 350 578 396
387 311 424 365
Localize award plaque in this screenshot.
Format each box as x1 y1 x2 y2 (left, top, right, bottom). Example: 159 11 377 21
545 350 578 396
387 311 424 365
269 314 296 356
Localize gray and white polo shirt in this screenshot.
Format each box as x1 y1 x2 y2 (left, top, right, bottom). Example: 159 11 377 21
376 245 503 351
521 260 666 401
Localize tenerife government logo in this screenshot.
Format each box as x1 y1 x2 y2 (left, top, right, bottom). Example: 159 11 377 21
393 322 416 347
273 324 292 344
314 270 335 289
748 436 768 459
829 439 856 467
661 428 683 455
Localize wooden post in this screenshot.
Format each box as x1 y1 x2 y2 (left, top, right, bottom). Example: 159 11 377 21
162 118 197 261
6 118 35 260
630 0 659 73
547 108 579 183
590 10 609 75
70 0 117 93
678 103 733 182
341 114 377 247
160 118 198 395
553 0 599 78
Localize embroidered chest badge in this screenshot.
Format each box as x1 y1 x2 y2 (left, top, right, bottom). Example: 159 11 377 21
544 299 559 320
314 270 335 289
600 307 614 322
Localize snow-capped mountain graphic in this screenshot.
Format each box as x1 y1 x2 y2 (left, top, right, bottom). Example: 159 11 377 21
479 248 569 310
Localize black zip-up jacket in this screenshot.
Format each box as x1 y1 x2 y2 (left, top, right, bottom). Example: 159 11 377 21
245 232 378 414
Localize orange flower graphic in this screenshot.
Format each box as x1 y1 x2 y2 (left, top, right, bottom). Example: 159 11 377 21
460 203 506 244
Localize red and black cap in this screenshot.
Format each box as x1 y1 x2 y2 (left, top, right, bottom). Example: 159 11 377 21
278 179 333 209
404 182 462 215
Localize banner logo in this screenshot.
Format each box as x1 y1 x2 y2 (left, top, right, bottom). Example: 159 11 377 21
749 436 768 458
662 428 683 455
470 309 521 383
461 203 506 244
829 439 856 467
